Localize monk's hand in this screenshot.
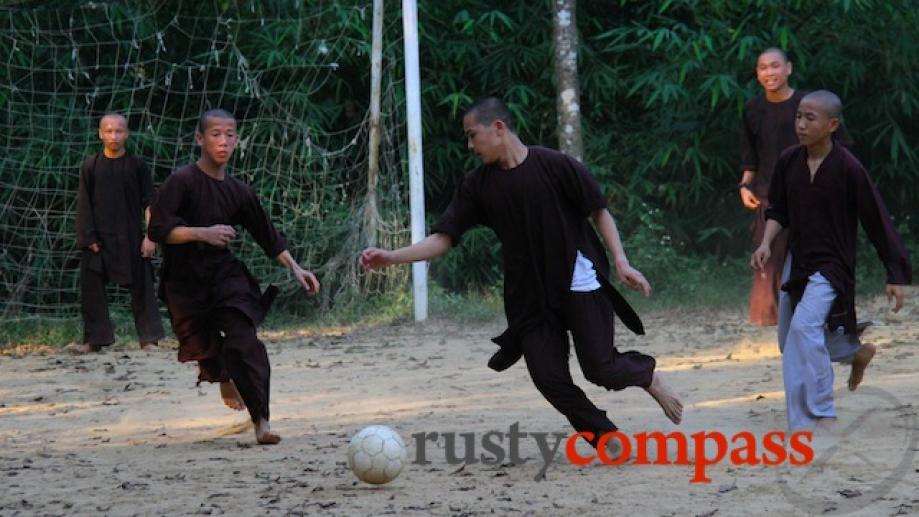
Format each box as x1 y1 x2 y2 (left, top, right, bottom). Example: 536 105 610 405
88 242 101 254
141 236 156 258
751 245 770 271
359 247 394 272
203 224 236 247
617 262 652 297
886 284 905 313
293 266 320 295
740 186 760 210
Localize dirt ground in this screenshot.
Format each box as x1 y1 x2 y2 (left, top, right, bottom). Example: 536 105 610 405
1 291 917 516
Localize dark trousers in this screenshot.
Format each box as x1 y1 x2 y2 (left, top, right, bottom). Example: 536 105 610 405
197 308 271 423
522 289 655 437
80 257 165 346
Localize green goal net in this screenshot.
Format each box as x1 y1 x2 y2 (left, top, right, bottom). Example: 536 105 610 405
0 1 411 321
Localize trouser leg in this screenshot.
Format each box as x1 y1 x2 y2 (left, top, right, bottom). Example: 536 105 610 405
782 273 838 430
564 290 655 391
213 308 271 423
80 257 114 346
129 261 166 345
778 254 859 363
521 320 617 438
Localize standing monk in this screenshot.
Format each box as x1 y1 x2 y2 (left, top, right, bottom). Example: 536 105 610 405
361 97 682 451
739 48 802 326
149 109 320 444
74 113 165 353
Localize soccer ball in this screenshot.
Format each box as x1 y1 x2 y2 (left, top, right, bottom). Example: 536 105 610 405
347 425 408 484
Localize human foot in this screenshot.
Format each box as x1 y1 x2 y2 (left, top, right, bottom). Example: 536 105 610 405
219 381 246 411
848 342 877 391
139 342 160 352
64 343 103 354
255 418 281 445
645 373 683 424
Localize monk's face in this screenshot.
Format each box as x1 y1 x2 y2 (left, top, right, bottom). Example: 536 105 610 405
196 116 238 165
795 98 839 146
99 115 128 154
756 51 792 93
463 113 504 165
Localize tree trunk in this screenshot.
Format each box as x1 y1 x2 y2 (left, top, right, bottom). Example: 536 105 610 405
552 0 582 161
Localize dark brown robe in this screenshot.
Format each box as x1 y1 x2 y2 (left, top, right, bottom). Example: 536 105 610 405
740 90 852 325
148 163 287 422
75 152 164 345
431 146 653 438
766 143 912 333
76 152 154 284
431 146 643 346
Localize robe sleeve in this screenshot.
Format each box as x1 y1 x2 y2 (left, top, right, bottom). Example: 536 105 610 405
430 172 483 247
557 154 607 218
740 101 759 173
75 155 99 248
764 149 791 228
851 161 912 285
148 172 188 244
239 185 288 258
137 157 154 208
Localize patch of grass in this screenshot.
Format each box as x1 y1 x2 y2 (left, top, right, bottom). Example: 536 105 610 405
0 309 142 348
623 254 750 315
428 284 503 322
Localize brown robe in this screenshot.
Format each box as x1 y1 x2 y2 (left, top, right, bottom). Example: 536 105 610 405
766 143 911 334
148 163 287 422
75 152 164 345
740 90 852 325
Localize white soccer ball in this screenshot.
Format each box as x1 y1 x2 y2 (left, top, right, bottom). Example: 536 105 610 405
347 425 408 485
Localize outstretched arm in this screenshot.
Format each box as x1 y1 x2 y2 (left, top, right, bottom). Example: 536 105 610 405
360 233 452 271
276 250 320 294
591 208 651 297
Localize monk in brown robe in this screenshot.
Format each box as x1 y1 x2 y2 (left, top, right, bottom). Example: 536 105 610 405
73 113 165 353
360 97 682 455
149 109 320 444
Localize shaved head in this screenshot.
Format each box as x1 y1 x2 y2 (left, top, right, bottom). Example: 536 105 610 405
758 47 789 63
463 97 516 133
99 112 127 129
197 108 235 134
801 90 843 119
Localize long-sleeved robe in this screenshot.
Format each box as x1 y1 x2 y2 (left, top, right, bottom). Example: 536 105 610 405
75 152 163 345
765 143 912 333
148 163 286 368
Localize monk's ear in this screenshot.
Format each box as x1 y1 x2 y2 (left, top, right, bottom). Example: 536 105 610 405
828 117 840 133
787 61 793 76
493 119 506 135
194 130 204 147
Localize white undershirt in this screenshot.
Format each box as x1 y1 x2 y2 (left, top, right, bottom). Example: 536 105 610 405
570 249 601 292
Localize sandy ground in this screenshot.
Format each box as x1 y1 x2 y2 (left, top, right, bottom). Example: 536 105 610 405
1 292 917 517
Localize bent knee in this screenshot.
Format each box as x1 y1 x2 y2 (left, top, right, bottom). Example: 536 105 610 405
581 366 611 387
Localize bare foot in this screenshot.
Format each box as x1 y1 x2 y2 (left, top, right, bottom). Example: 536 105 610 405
219 381 246 411
645 373 683 424
139 342 160 352
848 342 877 391
255 418 281 445
64 343 103 354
